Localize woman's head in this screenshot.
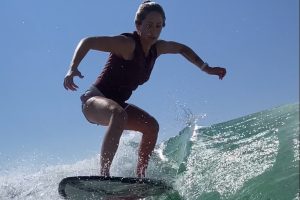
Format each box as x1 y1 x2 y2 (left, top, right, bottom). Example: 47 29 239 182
135 1 166 27
135 1 166 43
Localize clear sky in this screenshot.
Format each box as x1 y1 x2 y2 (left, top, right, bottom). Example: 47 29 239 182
0 0 299 166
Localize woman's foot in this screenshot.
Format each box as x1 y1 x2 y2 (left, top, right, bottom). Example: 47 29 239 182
100 168 110 177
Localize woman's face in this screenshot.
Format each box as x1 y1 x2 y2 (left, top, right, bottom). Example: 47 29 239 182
137 11 163 44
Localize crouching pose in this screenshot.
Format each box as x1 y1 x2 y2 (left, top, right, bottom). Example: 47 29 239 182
63 1 226 177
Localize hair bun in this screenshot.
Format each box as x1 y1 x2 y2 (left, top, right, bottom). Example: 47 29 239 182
143 0 152 4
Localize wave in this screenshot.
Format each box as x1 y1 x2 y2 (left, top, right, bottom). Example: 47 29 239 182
0 103 299 200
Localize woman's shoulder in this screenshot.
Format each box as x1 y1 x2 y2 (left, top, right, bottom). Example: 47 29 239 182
114 33 136 60
155 39 170 56
155 40 184 56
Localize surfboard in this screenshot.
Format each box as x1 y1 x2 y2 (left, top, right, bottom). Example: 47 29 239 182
58 176 172 199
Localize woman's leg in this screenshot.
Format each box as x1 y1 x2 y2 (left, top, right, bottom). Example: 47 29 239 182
124 104 159 177
82 96 128 176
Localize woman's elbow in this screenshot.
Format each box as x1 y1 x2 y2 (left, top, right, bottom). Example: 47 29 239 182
78 37 94 50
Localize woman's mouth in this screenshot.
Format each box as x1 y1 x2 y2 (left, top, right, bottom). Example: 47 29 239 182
148 36 157 40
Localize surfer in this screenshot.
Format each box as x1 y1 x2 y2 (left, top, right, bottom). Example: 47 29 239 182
63 1 226 178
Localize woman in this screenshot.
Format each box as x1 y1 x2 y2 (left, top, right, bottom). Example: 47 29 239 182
63 1 226 178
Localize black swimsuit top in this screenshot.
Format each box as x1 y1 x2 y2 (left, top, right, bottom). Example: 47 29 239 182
93 31 158 104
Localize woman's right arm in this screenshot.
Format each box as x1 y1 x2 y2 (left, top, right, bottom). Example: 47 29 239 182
64 36 134 91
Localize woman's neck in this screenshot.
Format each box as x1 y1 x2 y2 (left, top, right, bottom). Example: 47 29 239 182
140 38 153 57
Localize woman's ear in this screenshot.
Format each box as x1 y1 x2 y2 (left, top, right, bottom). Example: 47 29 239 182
136 23 142 33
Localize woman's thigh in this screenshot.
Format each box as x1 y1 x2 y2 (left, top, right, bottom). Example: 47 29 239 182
82 96 126 126
125 104 159 134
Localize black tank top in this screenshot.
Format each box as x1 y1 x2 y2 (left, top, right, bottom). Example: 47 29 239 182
93 31 158 104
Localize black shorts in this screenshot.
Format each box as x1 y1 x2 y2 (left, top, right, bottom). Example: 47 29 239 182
80 85 129 124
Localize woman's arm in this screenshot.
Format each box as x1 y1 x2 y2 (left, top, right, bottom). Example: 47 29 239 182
70 36 134 68
64 36 135 91
156 40 226 79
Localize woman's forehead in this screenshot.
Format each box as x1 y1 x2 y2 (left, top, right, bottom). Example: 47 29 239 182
143 12 163 24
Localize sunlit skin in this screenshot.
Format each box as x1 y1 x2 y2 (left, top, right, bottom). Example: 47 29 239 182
136 12 163 54
64 9 226 177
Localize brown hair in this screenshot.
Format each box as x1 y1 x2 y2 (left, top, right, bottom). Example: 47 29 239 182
135 1 166 27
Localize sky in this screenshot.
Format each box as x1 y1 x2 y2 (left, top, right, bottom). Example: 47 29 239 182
0 0 299 166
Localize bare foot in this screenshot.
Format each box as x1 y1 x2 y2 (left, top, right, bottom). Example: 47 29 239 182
136 164 146 178
100 168 110 177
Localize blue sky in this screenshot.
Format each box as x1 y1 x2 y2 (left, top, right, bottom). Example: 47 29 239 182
0 0 299 166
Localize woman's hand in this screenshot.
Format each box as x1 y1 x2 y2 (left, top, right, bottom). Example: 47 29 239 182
63 68 84 91
206 67 227 80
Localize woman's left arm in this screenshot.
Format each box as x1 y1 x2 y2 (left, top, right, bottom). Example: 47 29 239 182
156 40 226 80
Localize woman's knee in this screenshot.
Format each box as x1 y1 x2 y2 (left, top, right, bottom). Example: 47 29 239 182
152 117 159 133
109 105 128 124
144 116 159 135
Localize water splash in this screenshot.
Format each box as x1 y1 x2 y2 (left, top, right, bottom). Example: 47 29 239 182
0 103 298 200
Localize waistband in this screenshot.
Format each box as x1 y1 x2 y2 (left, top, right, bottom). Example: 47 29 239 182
80 85 104 104
80 85 130 109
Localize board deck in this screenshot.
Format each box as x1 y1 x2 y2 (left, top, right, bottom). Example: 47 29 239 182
58 176 172 199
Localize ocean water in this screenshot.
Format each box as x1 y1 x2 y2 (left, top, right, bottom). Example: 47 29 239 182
0 103 299 200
